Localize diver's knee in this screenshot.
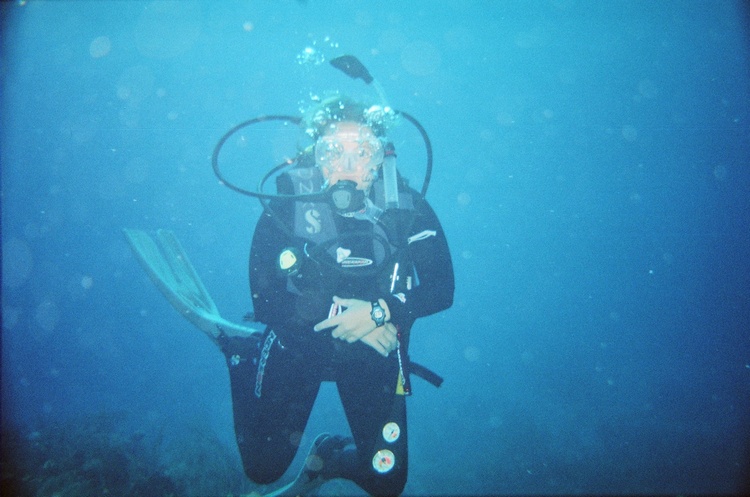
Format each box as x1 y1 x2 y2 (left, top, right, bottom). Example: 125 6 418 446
361 469 407 497
237 439 287 484
243 459 286 485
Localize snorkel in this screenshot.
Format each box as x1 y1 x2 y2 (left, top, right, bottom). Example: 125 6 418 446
211 55 433 209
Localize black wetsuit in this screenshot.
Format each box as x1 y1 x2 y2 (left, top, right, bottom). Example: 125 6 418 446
222 163 454 496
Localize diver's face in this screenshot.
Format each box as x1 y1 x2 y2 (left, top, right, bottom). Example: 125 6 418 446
315 122 384 191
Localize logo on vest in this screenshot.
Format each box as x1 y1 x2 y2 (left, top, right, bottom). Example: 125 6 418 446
304 207 322 234
336 247 373 268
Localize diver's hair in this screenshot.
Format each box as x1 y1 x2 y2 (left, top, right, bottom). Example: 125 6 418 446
303 95 388 139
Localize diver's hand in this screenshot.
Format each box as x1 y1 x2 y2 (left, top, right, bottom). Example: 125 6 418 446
313 296 390 342
360 322 399 357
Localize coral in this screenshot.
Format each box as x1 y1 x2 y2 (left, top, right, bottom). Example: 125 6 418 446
1 411 251 497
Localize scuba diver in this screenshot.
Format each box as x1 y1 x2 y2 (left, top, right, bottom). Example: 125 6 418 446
224 94 453 496
125 56 453 497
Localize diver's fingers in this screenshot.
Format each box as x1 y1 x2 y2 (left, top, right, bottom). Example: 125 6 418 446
361 334 388 357
383 323 397 339
378 337 392 354
371 340 388 357
332 295 355 307
313 316 337 332
368 327 397 356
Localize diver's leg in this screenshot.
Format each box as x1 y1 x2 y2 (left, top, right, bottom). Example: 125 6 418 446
220 331 321 484
336 352 408 497
262 433 355 497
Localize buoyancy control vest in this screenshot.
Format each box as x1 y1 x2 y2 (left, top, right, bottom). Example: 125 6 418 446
277 160 418 300
260 160 444 391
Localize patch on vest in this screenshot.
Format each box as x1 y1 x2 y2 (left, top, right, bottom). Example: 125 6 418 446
336 247 373 267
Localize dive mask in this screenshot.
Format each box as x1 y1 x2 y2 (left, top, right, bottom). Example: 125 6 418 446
315 122 384 193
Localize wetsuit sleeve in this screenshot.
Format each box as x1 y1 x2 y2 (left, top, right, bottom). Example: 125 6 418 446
384 196 454 327
249 208 294 329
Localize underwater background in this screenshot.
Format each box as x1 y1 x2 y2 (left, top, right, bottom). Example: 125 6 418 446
2 1 749 496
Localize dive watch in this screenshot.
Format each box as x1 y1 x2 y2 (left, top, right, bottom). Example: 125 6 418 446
371 300 386 327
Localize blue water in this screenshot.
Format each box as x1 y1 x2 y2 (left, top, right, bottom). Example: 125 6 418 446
2 1 749 495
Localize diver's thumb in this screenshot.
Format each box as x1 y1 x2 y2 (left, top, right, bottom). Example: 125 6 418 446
332 295 353 307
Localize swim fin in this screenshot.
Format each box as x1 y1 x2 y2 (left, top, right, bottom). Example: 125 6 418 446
123 229 259 341
260 433 345 497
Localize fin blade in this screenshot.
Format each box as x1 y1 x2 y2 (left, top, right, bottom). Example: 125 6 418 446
154 229 220 315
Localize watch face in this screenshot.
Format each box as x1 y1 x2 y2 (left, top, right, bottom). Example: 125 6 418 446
371 302 386 326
